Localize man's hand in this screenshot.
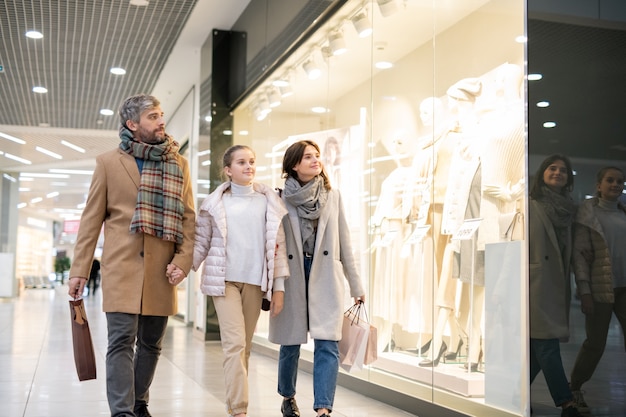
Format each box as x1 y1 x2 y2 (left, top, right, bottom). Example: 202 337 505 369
166 263 186 285
68 276 87 299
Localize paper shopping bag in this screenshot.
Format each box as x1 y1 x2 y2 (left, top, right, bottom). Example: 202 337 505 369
69 299 97 381
364 323 378 365
339 303 370 372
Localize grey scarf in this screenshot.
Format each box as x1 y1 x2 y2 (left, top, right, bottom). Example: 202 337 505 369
284 176 328 253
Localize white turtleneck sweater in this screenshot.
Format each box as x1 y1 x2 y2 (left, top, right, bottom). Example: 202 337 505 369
223 182 267 286
594 198 626 288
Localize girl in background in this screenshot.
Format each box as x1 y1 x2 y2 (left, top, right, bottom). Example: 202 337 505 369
569 166 626 413
269 140 365 417
193 145 289 417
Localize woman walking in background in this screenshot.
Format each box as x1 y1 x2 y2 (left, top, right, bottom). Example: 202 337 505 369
528 154 582 417
193 145 289 417
270 140 365 417
569 166 626 413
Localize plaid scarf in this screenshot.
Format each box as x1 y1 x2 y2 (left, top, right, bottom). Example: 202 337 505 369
119 126 185 244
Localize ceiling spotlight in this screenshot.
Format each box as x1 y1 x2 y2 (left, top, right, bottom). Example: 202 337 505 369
110 67 126 75
536 101 550 108
377 0 399 17
279 84 293 98
129 0 149 6
32 86 48 94
528 73 543 81
302 59 321 80
329 31 347 56
272 78 290 87
351 13 373 38
543 121 557 128
267 88 282 108
25 30 43 39
375 61 393 69
100 109 114 116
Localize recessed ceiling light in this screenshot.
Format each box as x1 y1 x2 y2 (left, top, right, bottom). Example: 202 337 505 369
528 73 543 81
100 109 114 116
110 67 126 75
25 30 43 39
543 121 556 128
536 101 550 108
35 146 63 159
129 0 149 5
239 130 249 136
61 140 86 153
0 132 26 144
204 115 212 122
375 61 393 69
4 153 31 165
311 106 329 114
32 86 48 93
515 35 527 43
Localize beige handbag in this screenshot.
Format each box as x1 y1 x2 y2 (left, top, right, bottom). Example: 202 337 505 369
499 211 524 241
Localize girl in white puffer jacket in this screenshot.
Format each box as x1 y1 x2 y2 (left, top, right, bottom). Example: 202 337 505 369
192 145 289 417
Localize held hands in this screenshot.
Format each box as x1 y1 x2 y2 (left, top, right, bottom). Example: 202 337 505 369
166 263 186 286
67 276 87 299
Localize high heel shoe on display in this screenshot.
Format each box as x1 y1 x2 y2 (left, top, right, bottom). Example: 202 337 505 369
417 339 431 355
418 341 447 367
444 339 464 361
463 350 483 372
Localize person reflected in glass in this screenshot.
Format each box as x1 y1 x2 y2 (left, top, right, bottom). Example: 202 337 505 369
269 140 365 417
192 145 289 417
529 154 582 417
569 166 626 413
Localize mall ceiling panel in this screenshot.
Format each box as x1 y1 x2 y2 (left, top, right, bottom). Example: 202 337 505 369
527 18 626 162
0 0 198 131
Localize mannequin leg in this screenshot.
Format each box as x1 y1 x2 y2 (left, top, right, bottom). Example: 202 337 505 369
446 282 470 361
419 243 458 367
465 286 485 371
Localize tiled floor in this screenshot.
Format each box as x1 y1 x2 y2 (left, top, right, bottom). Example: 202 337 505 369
0 286 417 417
2 285 624 417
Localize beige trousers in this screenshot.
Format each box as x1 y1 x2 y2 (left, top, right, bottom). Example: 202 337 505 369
213 281 263 415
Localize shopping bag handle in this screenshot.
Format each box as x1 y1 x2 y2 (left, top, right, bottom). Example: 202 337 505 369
343 301 370 325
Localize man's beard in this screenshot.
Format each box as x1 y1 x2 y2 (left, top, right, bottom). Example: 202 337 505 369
136 127 166 144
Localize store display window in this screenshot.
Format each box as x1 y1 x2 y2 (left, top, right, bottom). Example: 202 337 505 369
230 0 527 415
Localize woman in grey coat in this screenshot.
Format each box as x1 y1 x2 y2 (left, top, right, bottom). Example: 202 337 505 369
269 140 365 417
528 154 582 417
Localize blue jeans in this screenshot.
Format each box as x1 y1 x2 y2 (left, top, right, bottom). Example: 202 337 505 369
106 313 168 417
530 338 573 407
278 254 339 412
278 340 340 412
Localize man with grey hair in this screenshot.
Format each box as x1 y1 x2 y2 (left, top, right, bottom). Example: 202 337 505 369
68 94 195 417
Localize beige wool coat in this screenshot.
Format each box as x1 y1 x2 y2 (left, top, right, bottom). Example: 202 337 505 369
69 148 196 316
269 189 365 344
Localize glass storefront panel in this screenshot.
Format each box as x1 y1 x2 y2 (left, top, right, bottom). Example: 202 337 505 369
229 1 526 415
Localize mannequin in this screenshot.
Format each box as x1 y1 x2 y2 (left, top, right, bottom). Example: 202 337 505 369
400 96 449 352
443 63 526 370
419 77 482 368
370 97 419 352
